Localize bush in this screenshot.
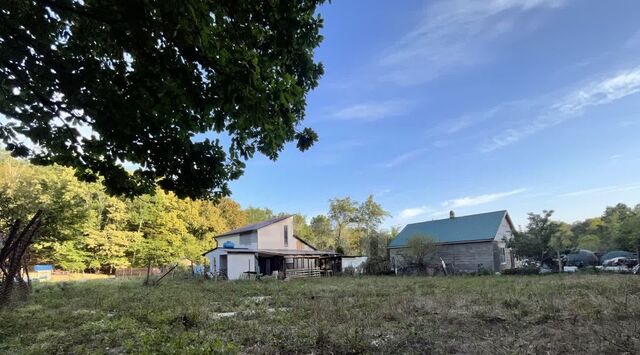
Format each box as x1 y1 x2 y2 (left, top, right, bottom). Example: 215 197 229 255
342 266 356 276
501 267 539 275
364 256 390 275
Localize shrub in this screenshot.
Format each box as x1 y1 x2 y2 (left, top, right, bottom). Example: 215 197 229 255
364 256 390 275
501 267 539 275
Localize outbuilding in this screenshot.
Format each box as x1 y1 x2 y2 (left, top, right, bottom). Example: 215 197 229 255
388 210 515 273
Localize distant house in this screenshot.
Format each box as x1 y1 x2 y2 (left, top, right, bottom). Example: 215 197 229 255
388 210 515 273
202 216 341 280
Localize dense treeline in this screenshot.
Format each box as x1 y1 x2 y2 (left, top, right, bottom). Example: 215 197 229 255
0 155 246 272
0 155 395 272
510 205 640 262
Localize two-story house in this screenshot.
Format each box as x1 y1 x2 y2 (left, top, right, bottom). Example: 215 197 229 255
202 215 340 279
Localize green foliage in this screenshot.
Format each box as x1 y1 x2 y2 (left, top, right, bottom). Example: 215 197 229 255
244 207 276 224
512 204 640 261
577 234 602 251
500 267 539 275
242 196 391 256
328 197 359 253
292 214 312 242
309 214 334 250
0 155 248 271
509 210 556 260
0 0 325 198
405 235 438 270
52 241 89 273
548 222 574 252
355 195 390 255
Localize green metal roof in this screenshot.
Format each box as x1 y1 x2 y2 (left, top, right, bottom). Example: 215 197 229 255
388 210 507 248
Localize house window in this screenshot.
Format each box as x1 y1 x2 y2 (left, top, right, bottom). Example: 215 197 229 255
284 225 289 247
239 232 252 246
500 247 506 264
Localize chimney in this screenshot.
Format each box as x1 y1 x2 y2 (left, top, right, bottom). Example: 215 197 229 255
449 210 455 219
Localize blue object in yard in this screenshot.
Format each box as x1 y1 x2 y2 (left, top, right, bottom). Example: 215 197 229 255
193 265 205 275
223 241 235 248
34 264 54 272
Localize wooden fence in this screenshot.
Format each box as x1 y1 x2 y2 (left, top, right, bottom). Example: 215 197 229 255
115 267 162 278
286 268 322 279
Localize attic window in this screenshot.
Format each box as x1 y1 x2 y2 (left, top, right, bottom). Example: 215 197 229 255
284 225 289 247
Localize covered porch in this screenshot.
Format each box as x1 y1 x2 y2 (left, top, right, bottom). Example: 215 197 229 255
255 249 341 279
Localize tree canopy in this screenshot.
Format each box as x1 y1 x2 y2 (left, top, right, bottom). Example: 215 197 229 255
0 154 247 271
510 205 640 262
0 0 325 198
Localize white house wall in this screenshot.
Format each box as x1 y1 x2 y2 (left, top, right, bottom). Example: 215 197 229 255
494 215 513 242
215 231 258 249
342 257 368 272
257 217 296 249
205 249 226 273
227 253 257 280
493 214 515 270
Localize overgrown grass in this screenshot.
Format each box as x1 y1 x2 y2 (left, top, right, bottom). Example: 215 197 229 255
1 274 639 354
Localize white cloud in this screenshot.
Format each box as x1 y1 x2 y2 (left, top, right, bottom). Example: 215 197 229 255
379 0 565 85
438 99 535 136
553 67 640 115
559 182 640 197
397 187 526 222
481 65 640 152
398 206 432 220
442 188 527 208
329 101 411 121
382 148 428 168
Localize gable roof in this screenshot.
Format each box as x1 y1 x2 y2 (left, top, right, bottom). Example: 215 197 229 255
215 215 292 238
293 234 317 250
389 210 510 248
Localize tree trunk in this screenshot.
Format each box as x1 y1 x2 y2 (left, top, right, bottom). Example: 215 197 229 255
557 250 562 273
0 211 42 308
144 260 152 285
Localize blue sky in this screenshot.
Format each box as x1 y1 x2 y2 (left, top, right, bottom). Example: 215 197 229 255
228 0 640 229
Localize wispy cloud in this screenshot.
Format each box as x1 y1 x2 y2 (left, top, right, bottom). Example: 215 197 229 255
329 101 411 121
379 0 566 85
438 99 536 136
559 182 640 197
442 188 527 208
382 148 428 168
374 188 392 197
625 29 640 49
397 187 526 222
618 119 640 128
398 206 433 220
481 65 640 152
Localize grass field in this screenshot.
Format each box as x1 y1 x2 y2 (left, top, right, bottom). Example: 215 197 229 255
1 274 639 354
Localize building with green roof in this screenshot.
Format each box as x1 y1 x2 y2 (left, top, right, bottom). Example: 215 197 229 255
389 210 515 273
